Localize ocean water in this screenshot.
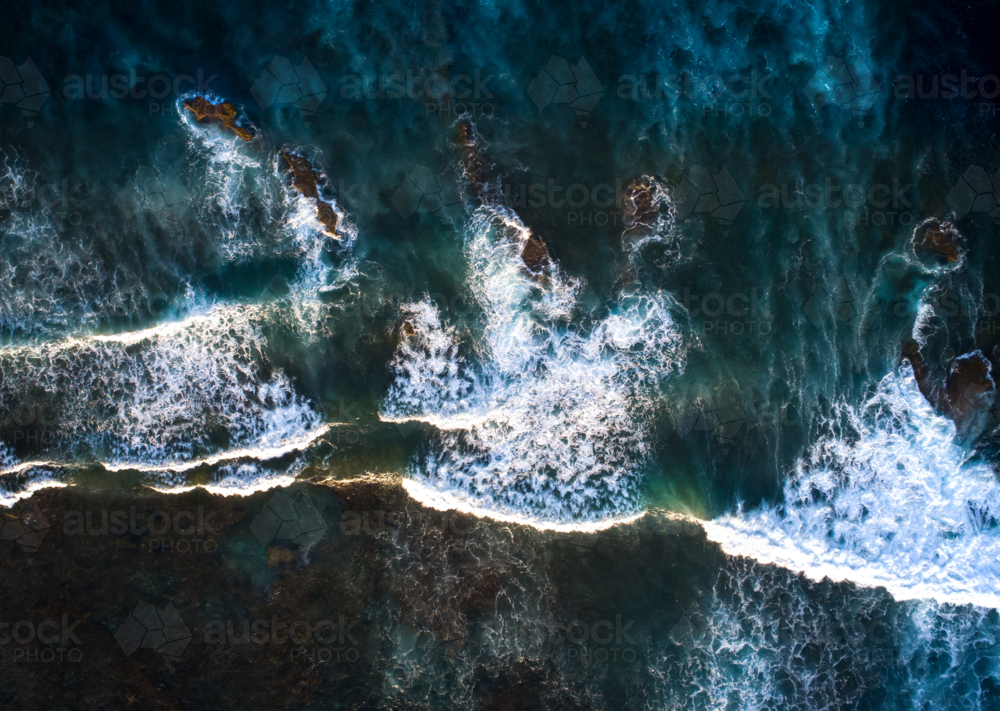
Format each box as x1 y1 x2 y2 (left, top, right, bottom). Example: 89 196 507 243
4 0 1000 707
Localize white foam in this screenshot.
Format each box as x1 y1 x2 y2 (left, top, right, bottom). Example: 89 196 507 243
0 474 68 508
0 150 154 338
146 463 299 496
382 207 684 526
0 301 324 466
702 365 1000 609
0 121 362 495
401 477 646 532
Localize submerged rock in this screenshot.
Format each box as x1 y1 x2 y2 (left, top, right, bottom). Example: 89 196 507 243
182 97 254 141
281 152 341 239
915 219 962 263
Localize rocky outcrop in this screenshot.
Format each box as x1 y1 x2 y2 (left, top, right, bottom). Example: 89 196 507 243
915 219 962 263
281 152 341 239
182 97 254 141
944 351 996 435
622 176 659 239
455 120 485 196
455 121 551 278
519 236 550 274
902 340 935 405
904 340 997 439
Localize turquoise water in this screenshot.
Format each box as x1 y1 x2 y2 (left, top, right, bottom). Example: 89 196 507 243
3 0 1000 706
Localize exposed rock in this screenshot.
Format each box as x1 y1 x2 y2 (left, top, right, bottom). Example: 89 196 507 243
622 176 659 237
455 121 552 279
182 97 254 141
280 152 341 239
455 120 485 195
520 236 550 274
902 340 935 406
904 340 997 439
945 351 996 436
915 219 962 263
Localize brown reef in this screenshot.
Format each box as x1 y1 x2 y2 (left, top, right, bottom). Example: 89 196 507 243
520 235 550 274
944 351 995 426
622 176 659 239
455 121 551 278
183 97 254 141
903 340 996 438
915 219 962 263
281 152 341 239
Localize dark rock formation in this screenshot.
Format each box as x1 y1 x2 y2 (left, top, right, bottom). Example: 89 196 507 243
915 219 962 263
520 236 550 274
455 121 552 278
902 340 935 405
904 340 997 439
182 97 254 141
945 351 996 435
281 152 341 239
622 176 659 240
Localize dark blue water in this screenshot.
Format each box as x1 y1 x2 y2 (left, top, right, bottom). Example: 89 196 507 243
3 0 1000 707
